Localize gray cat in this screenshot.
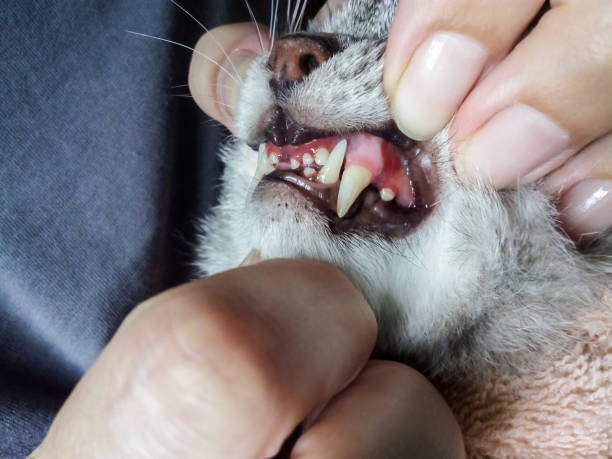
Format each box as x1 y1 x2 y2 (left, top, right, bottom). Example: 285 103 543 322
196 0 611 380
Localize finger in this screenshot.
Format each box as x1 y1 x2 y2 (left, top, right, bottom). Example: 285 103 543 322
384 0 545 141
188 23 270 132
544 133 612 195
37 259 376 458
543 133 612 241
291 361 465 458
314 0 348 21
453 0 612 189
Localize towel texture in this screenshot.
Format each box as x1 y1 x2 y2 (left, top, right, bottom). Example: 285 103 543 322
442 303 611 458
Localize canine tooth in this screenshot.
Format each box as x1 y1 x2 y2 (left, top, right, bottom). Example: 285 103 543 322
302 153 314 166
318 139 347 184
290 158 301 170
269 153 280 166
380 188 395 202
303 167 316 178
337 164 372 218
315 148 329 166
256 143 273 178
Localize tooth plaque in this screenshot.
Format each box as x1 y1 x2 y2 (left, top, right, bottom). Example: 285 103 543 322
303 167 316 178
302 153 314 166
315 148 329 166
337 164 372 218
255 143 274 178
318 139 347 185
380 188 395 202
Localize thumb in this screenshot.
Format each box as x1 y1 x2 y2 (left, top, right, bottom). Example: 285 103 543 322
189 23 269 132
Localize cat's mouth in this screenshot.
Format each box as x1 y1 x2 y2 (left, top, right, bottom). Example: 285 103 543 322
254 130 438 237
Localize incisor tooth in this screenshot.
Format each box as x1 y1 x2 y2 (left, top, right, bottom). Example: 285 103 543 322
269 153 280 165
256 143 273 178
303 167 316 178
318 139 347 185
337 164 372 218
302 153 314 165
380 188 395 201
315 148 329 166
290 158 300 170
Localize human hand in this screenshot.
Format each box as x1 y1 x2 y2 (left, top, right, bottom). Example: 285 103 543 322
190 2 612 243
383 0 612 241
31 259 464 458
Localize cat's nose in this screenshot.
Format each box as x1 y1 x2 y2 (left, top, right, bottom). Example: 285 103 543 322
268 34 339 86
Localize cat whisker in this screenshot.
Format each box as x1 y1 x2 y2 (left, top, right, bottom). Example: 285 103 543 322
287 0 302 33
170 83 189 89
269 0 274 50
295 0 308 33
173 91 233 110
169 0 242 82
243 0 265 53
286 0 293 33
126 30 239 83
291 0 304 33
270 0 280 51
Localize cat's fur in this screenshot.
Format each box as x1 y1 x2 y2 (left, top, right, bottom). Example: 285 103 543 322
196 0 611 379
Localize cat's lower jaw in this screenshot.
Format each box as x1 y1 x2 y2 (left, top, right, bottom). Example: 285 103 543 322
197 137 611 380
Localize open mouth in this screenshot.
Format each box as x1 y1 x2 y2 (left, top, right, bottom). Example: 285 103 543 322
254 128 438 237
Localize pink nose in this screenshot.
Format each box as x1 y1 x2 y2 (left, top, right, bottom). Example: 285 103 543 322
268 34 335 85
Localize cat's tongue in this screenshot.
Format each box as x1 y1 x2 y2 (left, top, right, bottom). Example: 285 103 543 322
258 133 416 218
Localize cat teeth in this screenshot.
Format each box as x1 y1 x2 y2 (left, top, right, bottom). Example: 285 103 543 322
318 139 347 185
380 188 395 202
337 164 372 218
269 153 280 166
255 143 274 178
303 167 316 178
302 153 314 166
315 148 329 166
290 158 301 170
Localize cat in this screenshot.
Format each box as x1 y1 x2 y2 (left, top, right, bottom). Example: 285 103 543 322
196 0 611 380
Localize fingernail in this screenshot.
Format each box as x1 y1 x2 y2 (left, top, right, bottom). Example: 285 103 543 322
560 179 612 241
216 49 258 120
391 32 488 141
239 250 261 267
457 105 572 188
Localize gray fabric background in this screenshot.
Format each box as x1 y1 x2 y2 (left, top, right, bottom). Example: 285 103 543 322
0 1 318 455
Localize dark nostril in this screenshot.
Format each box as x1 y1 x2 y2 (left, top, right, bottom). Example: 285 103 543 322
268 33 340 87
299 54 320 77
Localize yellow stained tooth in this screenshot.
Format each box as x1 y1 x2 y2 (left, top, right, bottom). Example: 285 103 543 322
315 148 330 166
337 164 372 218
302 153 314 165
380 188 395 201
255 143 273 178
318 139 347 185
303 167 316 178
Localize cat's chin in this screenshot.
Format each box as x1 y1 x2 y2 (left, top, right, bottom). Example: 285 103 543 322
251 131 439 238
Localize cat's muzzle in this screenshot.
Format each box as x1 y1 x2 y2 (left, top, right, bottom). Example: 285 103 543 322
253 126 439 237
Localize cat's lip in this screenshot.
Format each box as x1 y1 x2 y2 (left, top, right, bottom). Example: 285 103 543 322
255 130 438 237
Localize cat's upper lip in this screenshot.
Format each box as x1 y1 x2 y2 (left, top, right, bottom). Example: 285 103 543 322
255 129 438 237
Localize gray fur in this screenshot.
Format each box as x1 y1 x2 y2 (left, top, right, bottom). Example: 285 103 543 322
197 0 611 379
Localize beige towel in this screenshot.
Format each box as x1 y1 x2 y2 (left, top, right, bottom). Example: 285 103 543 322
441 305 611 458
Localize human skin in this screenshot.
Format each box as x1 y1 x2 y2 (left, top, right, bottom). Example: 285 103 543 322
31 259 464 458
190 0 612 242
